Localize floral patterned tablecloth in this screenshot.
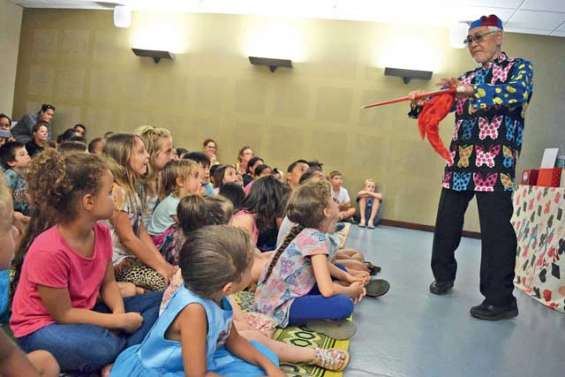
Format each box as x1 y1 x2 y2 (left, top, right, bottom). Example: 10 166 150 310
511 185 565 312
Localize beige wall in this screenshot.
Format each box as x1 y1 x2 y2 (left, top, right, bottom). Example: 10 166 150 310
0 0 23 114
13 9 565 232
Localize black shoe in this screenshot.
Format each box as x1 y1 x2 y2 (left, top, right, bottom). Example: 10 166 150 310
366 279 390 298
470 302 518 321
365 261 381 276
429 280 454 295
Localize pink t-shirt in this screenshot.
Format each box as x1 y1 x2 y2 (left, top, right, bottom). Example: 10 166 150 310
10 223 113 338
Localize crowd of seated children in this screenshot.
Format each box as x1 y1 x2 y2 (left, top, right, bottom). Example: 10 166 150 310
0 110 388 375
158 194 350 372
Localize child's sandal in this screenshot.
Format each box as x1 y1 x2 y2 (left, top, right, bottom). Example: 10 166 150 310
313 348 350 371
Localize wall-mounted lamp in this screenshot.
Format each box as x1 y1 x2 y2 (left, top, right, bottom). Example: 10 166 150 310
113 5 132 29
132 48 175 64
384 67 432 84
248 56 292 72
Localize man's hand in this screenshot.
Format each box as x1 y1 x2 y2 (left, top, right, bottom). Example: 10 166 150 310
408 91 428 107
438 77 473 98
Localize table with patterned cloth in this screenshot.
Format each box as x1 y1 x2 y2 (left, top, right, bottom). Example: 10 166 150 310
511 185 565 312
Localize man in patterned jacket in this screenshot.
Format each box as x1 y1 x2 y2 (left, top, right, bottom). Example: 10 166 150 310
409 15 533 320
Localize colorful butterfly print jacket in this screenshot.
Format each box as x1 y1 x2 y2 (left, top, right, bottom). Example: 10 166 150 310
409 52 533 192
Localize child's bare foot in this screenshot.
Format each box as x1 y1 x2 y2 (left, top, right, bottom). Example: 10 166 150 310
313 348 350 371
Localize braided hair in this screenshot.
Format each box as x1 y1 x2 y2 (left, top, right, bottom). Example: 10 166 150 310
262 179 333 282
263 224 304 282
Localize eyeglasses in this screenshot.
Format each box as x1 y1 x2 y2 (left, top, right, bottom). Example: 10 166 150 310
463 30 498 46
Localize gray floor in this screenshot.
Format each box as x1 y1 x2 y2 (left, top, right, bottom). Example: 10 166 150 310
345 226 565 377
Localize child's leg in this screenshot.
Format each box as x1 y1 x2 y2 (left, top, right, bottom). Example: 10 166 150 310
121 291 163 347
335 259 369 272
336 248 364 262
238 329 315 363
212 340 279 376
358 198 367 225
27 350 60 377
288 294 353 326
367 200 380 227
374 199 384 225
238 326 349 371
17 323 126 373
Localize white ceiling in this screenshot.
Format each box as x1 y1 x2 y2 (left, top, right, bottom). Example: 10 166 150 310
10 0 565 37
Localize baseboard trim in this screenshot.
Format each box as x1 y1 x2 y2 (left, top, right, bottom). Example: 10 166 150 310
380 219 481 239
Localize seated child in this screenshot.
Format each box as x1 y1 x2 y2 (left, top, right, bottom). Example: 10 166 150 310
9 150 162 375
25 123 49 158
255 180 365 328
162 194 232 265
212 164 240 194
0 175 59 377
110 226 283 377
147 159 202 237
328 170 356 221
184 152 214 196
160 195 350 372
0 142 31 217
104 134 177 291
243 156 264 187
231 176 290 252
58 141 87 155
135 126 174 229
356 179 384 229
88 137 105 155
286 159 309 190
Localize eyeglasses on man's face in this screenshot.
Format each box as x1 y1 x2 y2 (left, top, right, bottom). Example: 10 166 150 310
464 30 498 46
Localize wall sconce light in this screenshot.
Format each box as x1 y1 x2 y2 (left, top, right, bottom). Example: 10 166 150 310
248 56 292 72
132 48 175 64
384 67 432 84
113 5 132 29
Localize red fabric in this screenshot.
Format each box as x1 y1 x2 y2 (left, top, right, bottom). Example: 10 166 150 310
418 92 455 164
481 15 502 28
10 223 112 337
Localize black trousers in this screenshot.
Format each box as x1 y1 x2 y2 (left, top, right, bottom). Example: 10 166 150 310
431 188 517 306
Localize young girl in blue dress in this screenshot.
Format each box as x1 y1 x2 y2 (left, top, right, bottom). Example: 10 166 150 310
110 225 283 377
